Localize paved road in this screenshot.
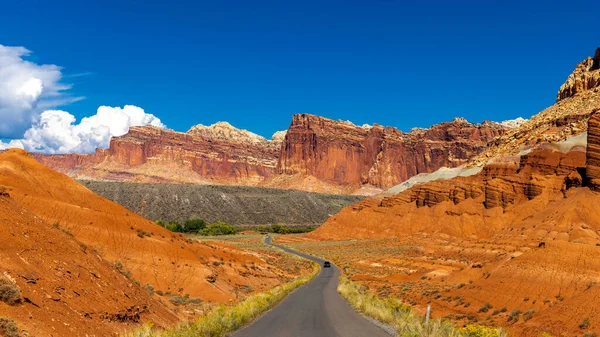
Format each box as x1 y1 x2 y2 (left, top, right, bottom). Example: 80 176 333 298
231 236 391 337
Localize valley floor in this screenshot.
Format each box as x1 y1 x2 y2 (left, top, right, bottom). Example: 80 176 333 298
277 234 600 337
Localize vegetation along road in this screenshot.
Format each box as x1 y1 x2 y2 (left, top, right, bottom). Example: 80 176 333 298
231 236 391 337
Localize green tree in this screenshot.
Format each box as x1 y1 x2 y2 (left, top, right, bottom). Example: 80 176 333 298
200 222 236 236
166 222 182 232
183 218 207 232
156 219 165 227
271 224 282 233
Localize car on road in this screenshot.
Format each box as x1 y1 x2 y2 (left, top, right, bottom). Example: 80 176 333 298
323 261 331 268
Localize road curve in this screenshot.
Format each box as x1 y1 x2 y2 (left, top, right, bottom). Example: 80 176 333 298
231 237 391 337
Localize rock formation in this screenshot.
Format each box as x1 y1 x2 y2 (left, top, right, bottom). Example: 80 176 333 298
557 48 600 101
277 114 505 189
35 116 506 194
0 149 306 336
35 124 281 185
586 111 600 188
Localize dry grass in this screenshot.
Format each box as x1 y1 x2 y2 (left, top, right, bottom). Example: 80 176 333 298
337 277 509 337
124 262 320 337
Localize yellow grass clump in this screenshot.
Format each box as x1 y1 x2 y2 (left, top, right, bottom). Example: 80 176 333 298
337 277 509 337
124 262 320 337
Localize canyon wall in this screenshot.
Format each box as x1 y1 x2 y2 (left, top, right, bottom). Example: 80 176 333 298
277 114 505 189
35 116 506 194
35 124 281 185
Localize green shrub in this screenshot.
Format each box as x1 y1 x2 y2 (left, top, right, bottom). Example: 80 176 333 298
183 218 207 232
255 224 315 234
156 220 165 227
199 222 236 236
166 222 182 232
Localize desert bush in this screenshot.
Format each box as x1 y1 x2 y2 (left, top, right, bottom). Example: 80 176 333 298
113 260 132 279
168 294 203 306
0 273 21 305
0 317 20 337
478 303 492 313
156 220 165 227
144 283 155 296
507 309 521 323
523 309 535 322
199 222 236 236
580 317 591 329
137 229 152 238
123 262 320 337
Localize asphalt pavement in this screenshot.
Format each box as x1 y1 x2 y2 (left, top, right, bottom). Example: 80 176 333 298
231 236 392 337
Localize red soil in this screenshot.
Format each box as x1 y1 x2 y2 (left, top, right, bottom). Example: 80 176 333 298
0 149 305 336
301 144 600 336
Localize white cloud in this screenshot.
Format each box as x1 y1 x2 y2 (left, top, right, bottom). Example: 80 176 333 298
0 44 79 138
1 105 165 154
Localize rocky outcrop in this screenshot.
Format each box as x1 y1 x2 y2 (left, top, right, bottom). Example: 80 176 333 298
312 141 589 241
277 114 505 188
35 115 506 194
557 48 600 102
188 121 284 149
382 144 586 211
586 112 600 189
36 125 280 185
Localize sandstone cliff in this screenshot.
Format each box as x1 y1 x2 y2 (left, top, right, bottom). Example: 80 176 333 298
36 124 280 185
586 111 600 188
35 117 505 195
276 114 505 190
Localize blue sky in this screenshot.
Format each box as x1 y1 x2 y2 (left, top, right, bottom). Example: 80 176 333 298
1 0 598 138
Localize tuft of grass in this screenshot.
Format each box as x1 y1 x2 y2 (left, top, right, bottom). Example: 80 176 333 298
0 273 21 306
337 277 508 337
0 317 20 337
580 317 590 330
113 260 133 279
123 262 320 337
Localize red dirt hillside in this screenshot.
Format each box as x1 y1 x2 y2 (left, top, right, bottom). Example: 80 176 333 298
0 149 300 305
304 111 600 335
0 168 177 336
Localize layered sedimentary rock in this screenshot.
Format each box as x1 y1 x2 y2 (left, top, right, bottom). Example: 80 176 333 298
384 144 587 211
586 112 600 188
278 114 505 189
35 116 506 194
557 48 600 101
36 125 281 185
312 141 588 242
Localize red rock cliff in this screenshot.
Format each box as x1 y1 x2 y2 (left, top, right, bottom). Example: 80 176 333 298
277 114 506 188
35 116 506 194
36 125 280 185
